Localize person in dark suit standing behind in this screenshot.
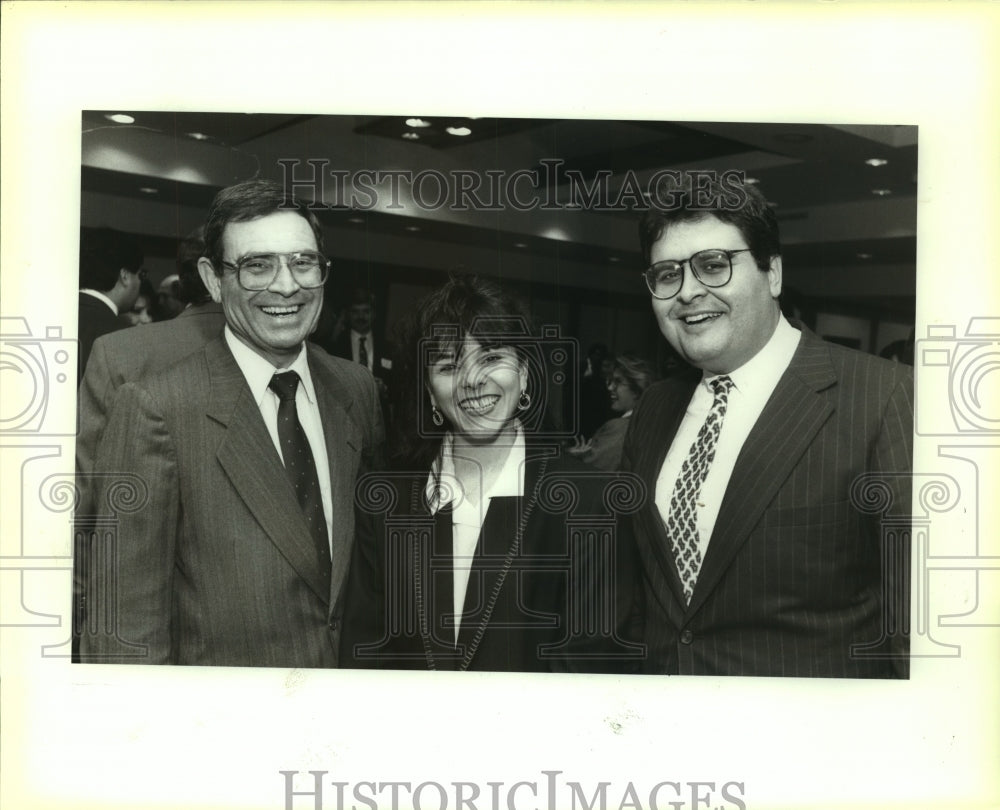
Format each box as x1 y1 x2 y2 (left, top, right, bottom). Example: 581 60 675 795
623 176 912 678
78 180 383 667
77 227 145 382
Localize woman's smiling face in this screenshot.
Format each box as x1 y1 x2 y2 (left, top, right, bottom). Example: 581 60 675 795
426 337 527 442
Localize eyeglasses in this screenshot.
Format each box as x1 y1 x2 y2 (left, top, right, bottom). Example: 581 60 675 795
220 251 330 291
642 248 752 300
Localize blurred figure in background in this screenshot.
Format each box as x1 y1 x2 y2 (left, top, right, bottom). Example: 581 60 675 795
77 226 145 381
120 277 156 326
156 273 185 320
569 353 658 471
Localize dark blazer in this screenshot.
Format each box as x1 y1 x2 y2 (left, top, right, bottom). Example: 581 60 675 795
79 337 383 667
325 330 388 379
622 324 913 678
341 447 644 673
77 292 126 383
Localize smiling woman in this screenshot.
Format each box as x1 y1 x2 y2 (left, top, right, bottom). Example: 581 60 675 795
341 275 644 673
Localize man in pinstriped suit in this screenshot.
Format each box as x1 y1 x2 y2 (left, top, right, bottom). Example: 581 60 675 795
79 180 383 667
623 178 912 678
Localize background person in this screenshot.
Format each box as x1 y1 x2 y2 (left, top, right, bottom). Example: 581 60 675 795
569 353 658 471
77 226 145 381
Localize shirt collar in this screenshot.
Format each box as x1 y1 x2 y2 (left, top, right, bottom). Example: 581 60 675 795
702 315 800 396
424 423 526 515
80 288 118 315
224 326 315 407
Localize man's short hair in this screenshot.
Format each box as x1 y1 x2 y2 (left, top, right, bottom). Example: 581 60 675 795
79 227 144 292
638 175 780 272
202 179 324 273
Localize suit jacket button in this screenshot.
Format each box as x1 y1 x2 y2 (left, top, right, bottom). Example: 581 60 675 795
680 629 693 645
328 618 340 631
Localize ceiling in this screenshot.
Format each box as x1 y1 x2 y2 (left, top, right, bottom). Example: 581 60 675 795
80 111 918 318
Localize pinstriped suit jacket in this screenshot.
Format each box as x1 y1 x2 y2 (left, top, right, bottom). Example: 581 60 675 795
79 336 383 667
622 324 913 678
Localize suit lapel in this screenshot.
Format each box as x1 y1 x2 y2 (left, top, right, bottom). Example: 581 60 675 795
687 329 837 615
308 346 362 610
207 338 331 606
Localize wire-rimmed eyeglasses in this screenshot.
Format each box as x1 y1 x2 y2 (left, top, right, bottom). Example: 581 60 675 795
641 248 751 300
220 251 330 291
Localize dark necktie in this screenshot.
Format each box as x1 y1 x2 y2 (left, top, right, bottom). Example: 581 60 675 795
666 375 734 604
358 335 368 369
268 371 332 585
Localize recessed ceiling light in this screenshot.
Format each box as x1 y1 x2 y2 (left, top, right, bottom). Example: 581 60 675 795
445 126 472 137
405 118 431 128
138 187 158 194
405 225 421 232
857 252 873 259
872 188 892 196
347 217 364 224
105 113 135 124
514 242 528 249
745 177 760 185
402 132 420 141
865 158 888 167
187 132 210 141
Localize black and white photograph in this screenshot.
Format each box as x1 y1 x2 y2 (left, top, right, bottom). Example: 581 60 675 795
1 4 998 810
73 113 916 679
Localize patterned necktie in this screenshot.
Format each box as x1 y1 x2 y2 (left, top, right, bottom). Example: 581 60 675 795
357 335 368 369
268 371 332 585
666 374 734 605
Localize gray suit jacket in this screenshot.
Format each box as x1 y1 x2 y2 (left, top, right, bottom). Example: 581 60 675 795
79 336 383 667
622 324 913 678
76 302 227 515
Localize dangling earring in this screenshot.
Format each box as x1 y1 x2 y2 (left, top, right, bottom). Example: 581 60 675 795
431 406 444 426
517 390 531 411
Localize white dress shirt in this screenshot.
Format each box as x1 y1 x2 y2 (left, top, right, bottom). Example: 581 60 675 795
80 288 119 315
224 327 333 550
351 329 373 371
655 317 801 562
425 427 526 644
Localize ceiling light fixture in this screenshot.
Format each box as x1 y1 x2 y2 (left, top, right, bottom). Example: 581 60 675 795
138 187 158 194
857 252 873 259
514 242 528 249
405 225 421 232
445 126 472 136
347 217 364 224
745 177 760 185
405 118 431 128
402 132 420 140
865 158 888 167
104 113 135 124
871 189 892 196
187 132 210 141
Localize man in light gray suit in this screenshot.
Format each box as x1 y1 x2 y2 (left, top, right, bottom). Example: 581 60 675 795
79 180 383 667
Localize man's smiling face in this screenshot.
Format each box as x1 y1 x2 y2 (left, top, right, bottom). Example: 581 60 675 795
650 215 782 375
202 210 323 368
